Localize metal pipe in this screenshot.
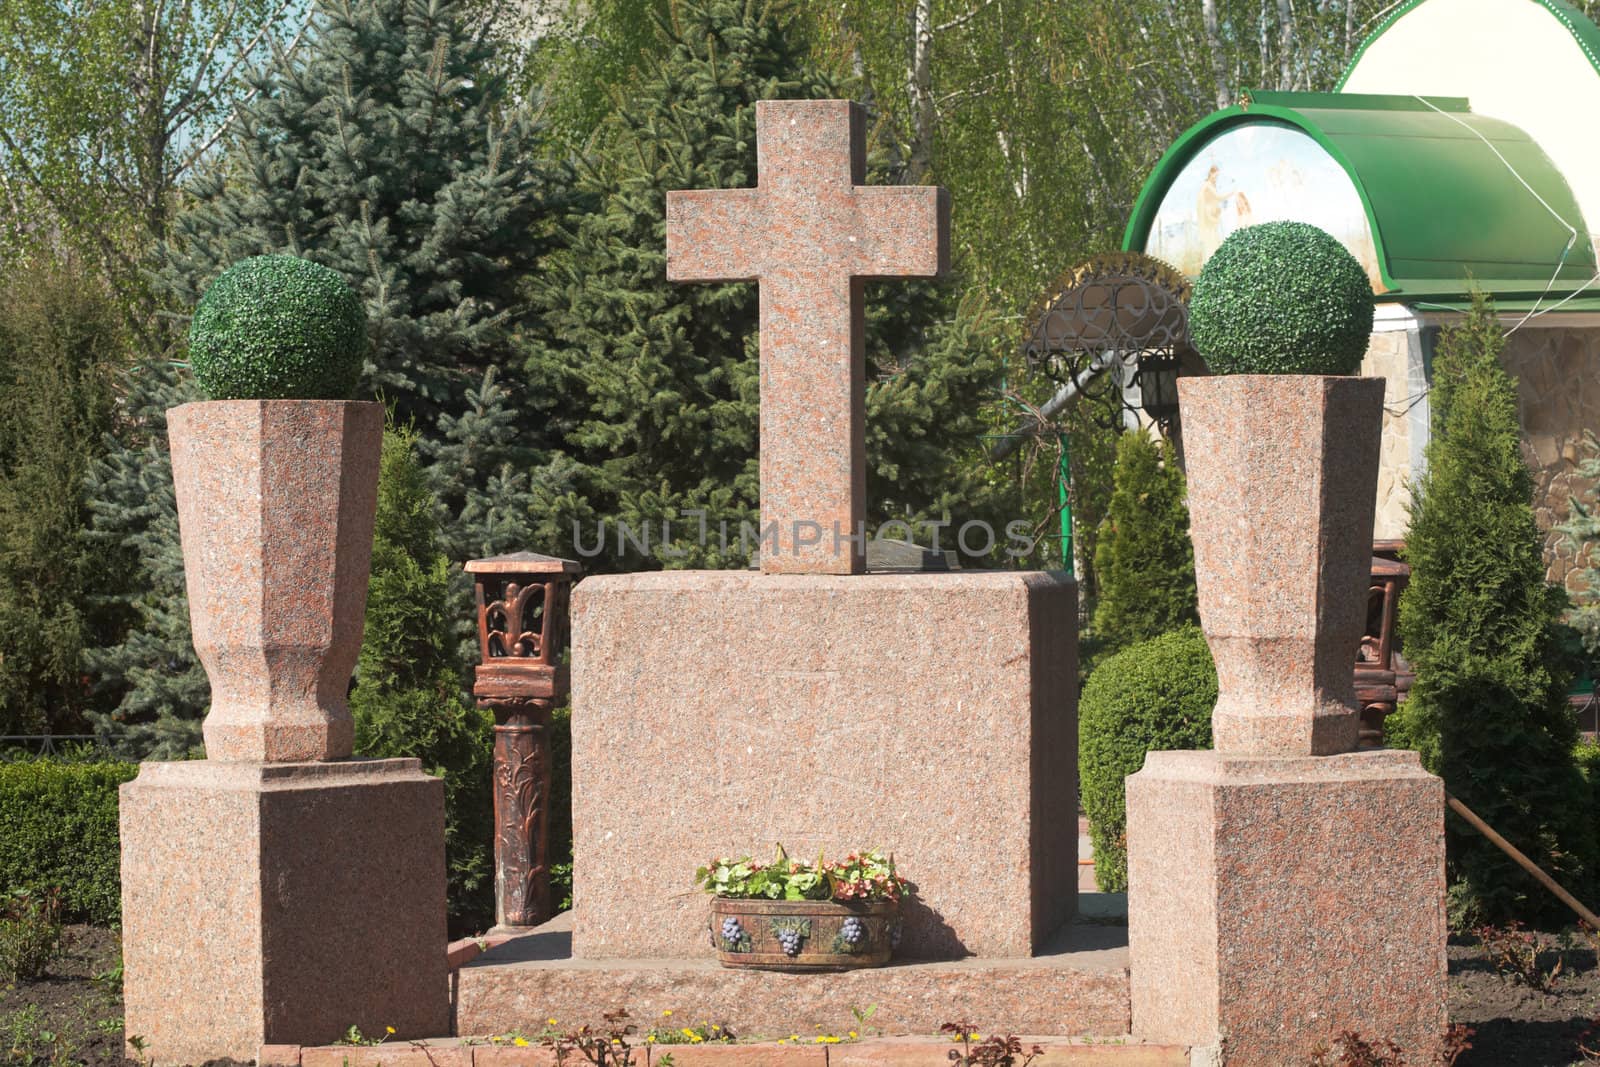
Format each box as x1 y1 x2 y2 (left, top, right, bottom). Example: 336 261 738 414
1445 791 1600 930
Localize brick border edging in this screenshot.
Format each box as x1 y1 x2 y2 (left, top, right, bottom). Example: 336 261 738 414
261 1036 1189 1066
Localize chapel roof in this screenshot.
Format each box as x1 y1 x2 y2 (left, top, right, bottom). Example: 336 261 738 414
1121 91 1596 304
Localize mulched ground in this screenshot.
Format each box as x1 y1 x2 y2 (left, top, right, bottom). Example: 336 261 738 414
7 925 1600 1065
1450 931 1600 1067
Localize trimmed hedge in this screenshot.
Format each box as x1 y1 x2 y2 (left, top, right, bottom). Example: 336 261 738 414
188 254 366 400
0 760 136 923
1079 626 1216 892
1189 220 1374 376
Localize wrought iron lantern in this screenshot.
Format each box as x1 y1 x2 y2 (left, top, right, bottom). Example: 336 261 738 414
1022 252 1197 434
464 551 581 930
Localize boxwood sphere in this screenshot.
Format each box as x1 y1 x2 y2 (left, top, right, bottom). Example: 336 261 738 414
1189 220 1374 376
188 254 367 400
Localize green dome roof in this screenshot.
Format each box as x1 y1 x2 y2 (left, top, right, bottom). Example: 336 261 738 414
1123 91 1595 303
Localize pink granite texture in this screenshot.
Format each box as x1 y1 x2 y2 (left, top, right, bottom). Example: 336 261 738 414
120 758 449 1063
569 570 1076 959
168 400 383 762
1178 376 1384 756
1126 749 1447 1065
457 912 1127 1039
666 100 949 575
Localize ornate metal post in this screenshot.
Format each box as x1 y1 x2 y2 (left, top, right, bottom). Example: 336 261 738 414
464 552 581 931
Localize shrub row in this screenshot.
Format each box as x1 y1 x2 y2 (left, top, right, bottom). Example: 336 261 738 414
0 759 135 924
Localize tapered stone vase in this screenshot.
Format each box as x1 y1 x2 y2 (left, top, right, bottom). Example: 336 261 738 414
1178 374 1385 756
168 399 384 762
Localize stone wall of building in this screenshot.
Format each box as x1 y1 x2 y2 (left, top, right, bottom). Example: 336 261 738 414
1503 325 1600 594
1359 321 1599 591
1361 329 1419 542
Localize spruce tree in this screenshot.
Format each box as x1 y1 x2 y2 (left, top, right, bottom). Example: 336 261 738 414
86 0 567 747
519 0 1010 571
0 256 128 737
1088 429 1197 665
351 425 494 932
1394 291 1593 925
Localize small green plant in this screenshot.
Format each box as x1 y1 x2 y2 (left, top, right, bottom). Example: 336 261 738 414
1307 1026 1473 1067
1473 921 1563 991
0 887 62 981
335 1024 395 1047
939 1022 1042 1066
542 1008 641 1064
642 1013 734 1046
187 254 367 400
1189 220 1374 376
695 845 907 901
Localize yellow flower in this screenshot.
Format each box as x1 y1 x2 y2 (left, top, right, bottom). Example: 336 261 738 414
849 1031 858 1038
611 1038 621 1045
662 1010 673 1017
682 1029 696 1039
970 1033 982 1041
513 1038 529 1048
547 1018 558 1026
385 1027 396 1035
647 1036 656 1043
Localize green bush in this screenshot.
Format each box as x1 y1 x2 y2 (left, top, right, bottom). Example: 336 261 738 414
188 255 366 400
1089 429 1197 668
1398 291 1593 926
1189 220 1374 376
0 888 63 980
0 760 136 923
1079 626 1216 892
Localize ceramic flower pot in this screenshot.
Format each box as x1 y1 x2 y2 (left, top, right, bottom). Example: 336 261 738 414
709 898 898 971
1178 374 1384 756
168 399 383 762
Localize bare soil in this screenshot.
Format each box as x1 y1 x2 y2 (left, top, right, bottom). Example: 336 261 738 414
6 925 1600 1065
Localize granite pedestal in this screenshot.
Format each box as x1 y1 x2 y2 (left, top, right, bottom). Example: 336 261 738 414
120 759 449 1063
1126 749 1447 1065
570 570 1078 960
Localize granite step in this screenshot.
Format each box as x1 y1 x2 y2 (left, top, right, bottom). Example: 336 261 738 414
266 1035 1188 1066
453 898 1133 1043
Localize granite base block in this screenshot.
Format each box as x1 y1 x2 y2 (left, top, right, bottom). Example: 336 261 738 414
455 911 1130 1038
1126 750 1447 1065
570 570 1078 960
120 759 449 1064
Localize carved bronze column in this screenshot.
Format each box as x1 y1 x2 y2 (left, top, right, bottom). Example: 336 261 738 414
464 552 580 931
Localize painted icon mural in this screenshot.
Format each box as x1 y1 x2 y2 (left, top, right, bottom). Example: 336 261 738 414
1147 122 1386 292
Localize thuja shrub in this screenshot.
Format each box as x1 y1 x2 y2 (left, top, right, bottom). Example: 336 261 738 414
1079 626 1216 891
1397 290 1594 926
1189 220 1374 375
188 254 366 400
1089 428 1197 667
0 760 135 923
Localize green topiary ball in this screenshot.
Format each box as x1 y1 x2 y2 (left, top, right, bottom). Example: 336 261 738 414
188 254 367 400
1189 220 1374 375
1079 625 1216 892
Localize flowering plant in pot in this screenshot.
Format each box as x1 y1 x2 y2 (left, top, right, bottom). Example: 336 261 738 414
694 846 906 971
171 254 380 762
1183 220 1378 756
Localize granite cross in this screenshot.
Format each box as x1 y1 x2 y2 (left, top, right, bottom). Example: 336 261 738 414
665 99 950 574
